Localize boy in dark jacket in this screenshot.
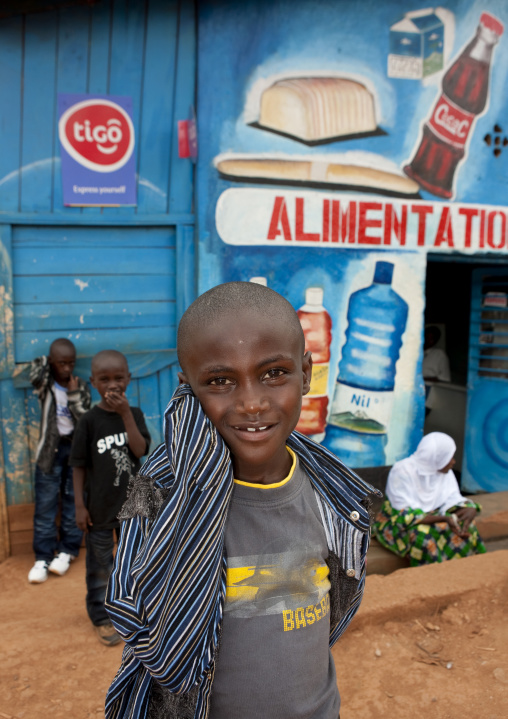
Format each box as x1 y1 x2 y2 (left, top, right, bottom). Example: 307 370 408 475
28 338 90 584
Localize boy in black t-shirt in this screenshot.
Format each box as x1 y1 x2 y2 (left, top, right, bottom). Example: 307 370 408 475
70 350 150 646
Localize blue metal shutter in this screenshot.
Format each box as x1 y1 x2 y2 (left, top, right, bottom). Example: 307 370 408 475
462 268 508 492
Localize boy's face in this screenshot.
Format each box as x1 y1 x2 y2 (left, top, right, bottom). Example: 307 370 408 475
90 355 131 409
49 346 76 386
178 310 312 484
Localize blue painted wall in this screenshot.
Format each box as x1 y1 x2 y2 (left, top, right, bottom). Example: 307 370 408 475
0 0 196 507
0 0 195 217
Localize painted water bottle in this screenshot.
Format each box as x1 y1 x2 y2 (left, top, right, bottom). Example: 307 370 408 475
296 287 332 441
404 12 503 199
323 261 408 467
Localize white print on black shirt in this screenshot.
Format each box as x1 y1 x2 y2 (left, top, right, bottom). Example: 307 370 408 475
97 432 128 454
96 433 134 487
110 447 134 487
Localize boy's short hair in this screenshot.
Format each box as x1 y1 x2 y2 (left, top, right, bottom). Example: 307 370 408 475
177 282 305 370
49 338 76 356
91 349 129 373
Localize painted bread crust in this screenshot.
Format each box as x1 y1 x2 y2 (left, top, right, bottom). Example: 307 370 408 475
216 158 420 195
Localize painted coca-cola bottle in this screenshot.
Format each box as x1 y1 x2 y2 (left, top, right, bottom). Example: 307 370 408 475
296 287 332 441
404 12 503 199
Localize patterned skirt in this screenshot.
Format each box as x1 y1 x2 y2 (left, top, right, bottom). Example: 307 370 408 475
373 499 487 567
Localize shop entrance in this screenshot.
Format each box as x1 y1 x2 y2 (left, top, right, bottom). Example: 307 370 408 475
424 258 472 480
425 256 508 492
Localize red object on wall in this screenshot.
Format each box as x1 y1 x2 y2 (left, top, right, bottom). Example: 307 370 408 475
178 120 190 158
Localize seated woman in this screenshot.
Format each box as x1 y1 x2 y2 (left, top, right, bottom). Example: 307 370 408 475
374 432 486 566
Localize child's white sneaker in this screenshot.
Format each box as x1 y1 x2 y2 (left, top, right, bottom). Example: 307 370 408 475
28 560 49 583
48 552 73 576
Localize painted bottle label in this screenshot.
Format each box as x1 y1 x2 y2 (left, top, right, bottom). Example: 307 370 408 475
428 94 474 149
307 362 329 397
328 382 394 433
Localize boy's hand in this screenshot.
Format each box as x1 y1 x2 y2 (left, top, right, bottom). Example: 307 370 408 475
105 390 130 415
75 505 93 533
107 394 148 459
67 375 79 392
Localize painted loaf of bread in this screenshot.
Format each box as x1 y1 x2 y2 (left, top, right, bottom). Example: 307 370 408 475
258 77 377 142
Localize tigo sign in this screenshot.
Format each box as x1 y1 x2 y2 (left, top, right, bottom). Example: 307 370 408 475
59 99 135 172
58 94 136 206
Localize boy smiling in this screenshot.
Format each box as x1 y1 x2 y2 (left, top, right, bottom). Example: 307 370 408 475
177 308 310 485
106 283 379 719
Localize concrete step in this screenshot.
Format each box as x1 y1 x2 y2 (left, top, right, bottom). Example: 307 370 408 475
367 539 408 575
485 536 508 552
367 490 508 576
474 490 508 539
367 535 508 576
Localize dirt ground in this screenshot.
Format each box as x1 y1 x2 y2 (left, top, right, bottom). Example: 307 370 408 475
1 552 507 719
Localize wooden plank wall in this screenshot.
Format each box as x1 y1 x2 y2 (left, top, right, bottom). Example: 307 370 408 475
0 0 197 558
12 225 177 360
0 0 195 218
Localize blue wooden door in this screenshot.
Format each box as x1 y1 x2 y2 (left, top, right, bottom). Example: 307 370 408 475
462 268 508 492
0 1 195 217
0 0 196 510
12 224 180 448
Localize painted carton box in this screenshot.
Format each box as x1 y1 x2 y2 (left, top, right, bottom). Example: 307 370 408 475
388 8 444 79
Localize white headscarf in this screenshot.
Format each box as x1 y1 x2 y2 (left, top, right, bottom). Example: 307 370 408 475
386 432 466 514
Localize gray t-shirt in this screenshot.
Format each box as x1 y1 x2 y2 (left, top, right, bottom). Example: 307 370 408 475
209 453 340 719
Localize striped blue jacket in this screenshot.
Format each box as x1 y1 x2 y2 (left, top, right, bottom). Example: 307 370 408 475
105 384 380 719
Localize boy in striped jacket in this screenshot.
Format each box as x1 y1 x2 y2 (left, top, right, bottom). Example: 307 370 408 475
106 282 379 719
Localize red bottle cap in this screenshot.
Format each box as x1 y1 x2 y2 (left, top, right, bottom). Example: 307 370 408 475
480 12 504 36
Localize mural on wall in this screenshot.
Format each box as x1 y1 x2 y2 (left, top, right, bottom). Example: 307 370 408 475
198 0 508 469
322 260 409 466
387 8 454 81
404 11 503 199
